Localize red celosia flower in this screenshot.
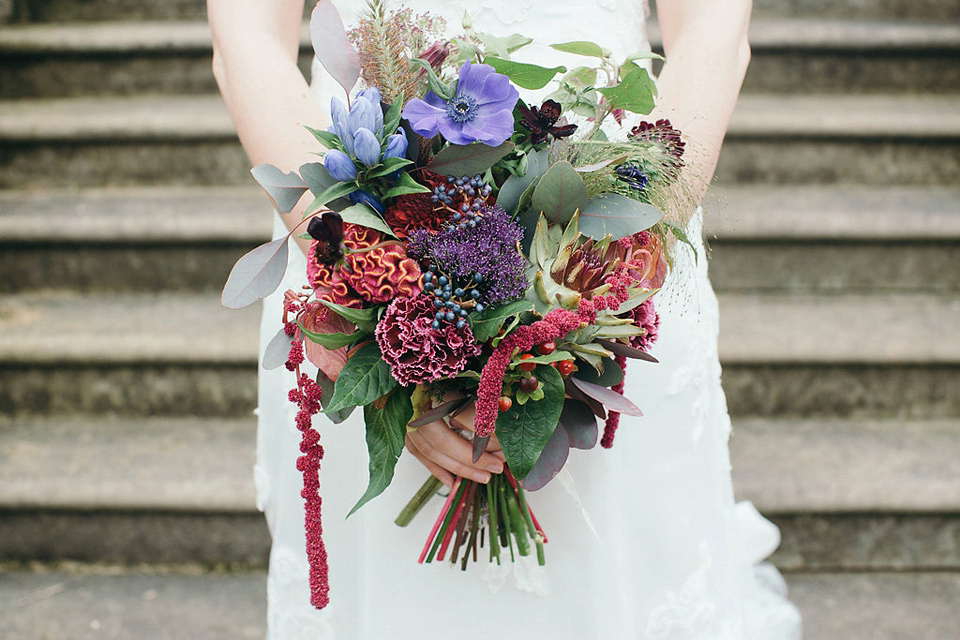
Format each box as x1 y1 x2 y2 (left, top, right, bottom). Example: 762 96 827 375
307 223 422 306
375 295 482 386
601 353 629 448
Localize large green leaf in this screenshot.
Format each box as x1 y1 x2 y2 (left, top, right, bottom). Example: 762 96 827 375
337 203 397 238
572 355 623 387
484 57 566 90
325 342 397 414
364 156 413 179
469 299 535 343
579 193 664 240
427 141 515 177
496 365 565 479
304 126 343 151
596 66 657 115
306 179 358 214
349 387 414 516
531 161 587 225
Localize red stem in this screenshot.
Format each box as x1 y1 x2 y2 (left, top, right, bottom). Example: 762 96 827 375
437 480 472 561
418 477 461 564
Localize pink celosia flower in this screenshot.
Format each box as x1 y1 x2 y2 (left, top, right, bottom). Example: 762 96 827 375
629 297 660 352
375 295 482 386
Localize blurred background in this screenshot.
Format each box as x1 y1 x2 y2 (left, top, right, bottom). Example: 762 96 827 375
0 0 958 638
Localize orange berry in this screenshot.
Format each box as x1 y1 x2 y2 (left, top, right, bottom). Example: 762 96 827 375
554 359 575 376
537 341 556 355
518 353 537 372
498 396 513 411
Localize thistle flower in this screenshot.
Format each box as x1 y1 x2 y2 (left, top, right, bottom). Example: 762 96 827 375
402 62 520 146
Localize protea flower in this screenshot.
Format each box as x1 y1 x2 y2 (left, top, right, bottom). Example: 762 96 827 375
550 235 627 299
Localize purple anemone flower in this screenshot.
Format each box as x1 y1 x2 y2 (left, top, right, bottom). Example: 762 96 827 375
402 62 520 147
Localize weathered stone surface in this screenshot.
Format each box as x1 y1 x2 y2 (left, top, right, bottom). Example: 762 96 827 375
723 364 960 419
749 0 960 20
0 569 268 640
770 514 960 571
8 0 312 23
0 511 269 567
787 573 960 640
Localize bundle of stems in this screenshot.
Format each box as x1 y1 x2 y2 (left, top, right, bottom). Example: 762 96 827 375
396 468 547 569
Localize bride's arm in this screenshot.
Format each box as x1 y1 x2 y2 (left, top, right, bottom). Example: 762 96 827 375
650 0 752 201
208 0 324 255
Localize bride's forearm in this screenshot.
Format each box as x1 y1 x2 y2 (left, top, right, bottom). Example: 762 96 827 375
208 0 325 255
649 0 752 203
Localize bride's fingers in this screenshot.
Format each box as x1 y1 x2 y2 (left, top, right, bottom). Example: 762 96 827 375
447 403 506 461
406 419 504 482
404 434 454 488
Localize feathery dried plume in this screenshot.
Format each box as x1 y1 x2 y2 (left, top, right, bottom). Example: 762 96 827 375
349 0 446 104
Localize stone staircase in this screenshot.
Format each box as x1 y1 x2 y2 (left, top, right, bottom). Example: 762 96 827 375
1 1 958 638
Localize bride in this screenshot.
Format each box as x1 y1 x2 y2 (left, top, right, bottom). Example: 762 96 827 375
209 0 803 637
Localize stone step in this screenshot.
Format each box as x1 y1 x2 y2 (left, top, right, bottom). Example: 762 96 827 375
0 291 957 418
0 569 957 640
0 414 956 570
703 185 960 293
3 0 312 23
3 18 957 98
10 0 956 23
2 185 956 294
0 93 957 189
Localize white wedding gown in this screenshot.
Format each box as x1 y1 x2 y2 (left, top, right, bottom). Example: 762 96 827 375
255 1 803 638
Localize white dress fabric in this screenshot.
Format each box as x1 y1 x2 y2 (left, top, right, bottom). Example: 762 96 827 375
255 1 803 638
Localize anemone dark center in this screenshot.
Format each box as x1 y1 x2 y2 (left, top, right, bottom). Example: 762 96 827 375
446 93 478 123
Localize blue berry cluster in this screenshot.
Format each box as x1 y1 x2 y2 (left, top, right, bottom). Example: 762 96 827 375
423 267 486 330
430 174 494 231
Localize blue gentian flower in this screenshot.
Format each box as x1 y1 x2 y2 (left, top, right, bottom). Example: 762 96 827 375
402 62 520 146
353 128 382 168
383 131 409 160
348 189 385 216
324 149 357 182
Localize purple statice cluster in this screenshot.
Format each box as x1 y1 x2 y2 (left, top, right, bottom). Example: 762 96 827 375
408 205 527 308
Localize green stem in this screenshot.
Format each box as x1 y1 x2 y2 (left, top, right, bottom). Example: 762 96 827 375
426 480 467 563
395 475 443 527
515 484 545 566
486 479 500 565
504 485 530 557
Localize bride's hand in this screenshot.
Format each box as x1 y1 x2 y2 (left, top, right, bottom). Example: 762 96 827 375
405 401 506 488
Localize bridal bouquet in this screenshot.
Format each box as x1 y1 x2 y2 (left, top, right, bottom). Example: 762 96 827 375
222 0 689 609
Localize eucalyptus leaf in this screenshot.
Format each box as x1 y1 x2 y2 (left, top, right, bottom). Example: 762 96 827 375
579 193 664 240
531 161 587 226
251 165 308 215
518 419 569 491
338 203 397 238
572 356 624 387
319 299 378 332
262 326 295 370
349 388 414 516
550 41 606 58
496 148 549 215
221 236 289 309
469 299 535 343
569 376 642 416
564 378 606 419
559 399 599 450
310 0 361 98
325 342 398 413
427 141 515 176
299 162 336 195
495 365 565 480
484 57 567 90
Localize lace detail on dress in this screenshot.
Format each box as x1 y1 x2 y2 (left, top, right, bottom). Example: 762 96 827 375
267 548 336 640
473 0 534 25
645 543 743 640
